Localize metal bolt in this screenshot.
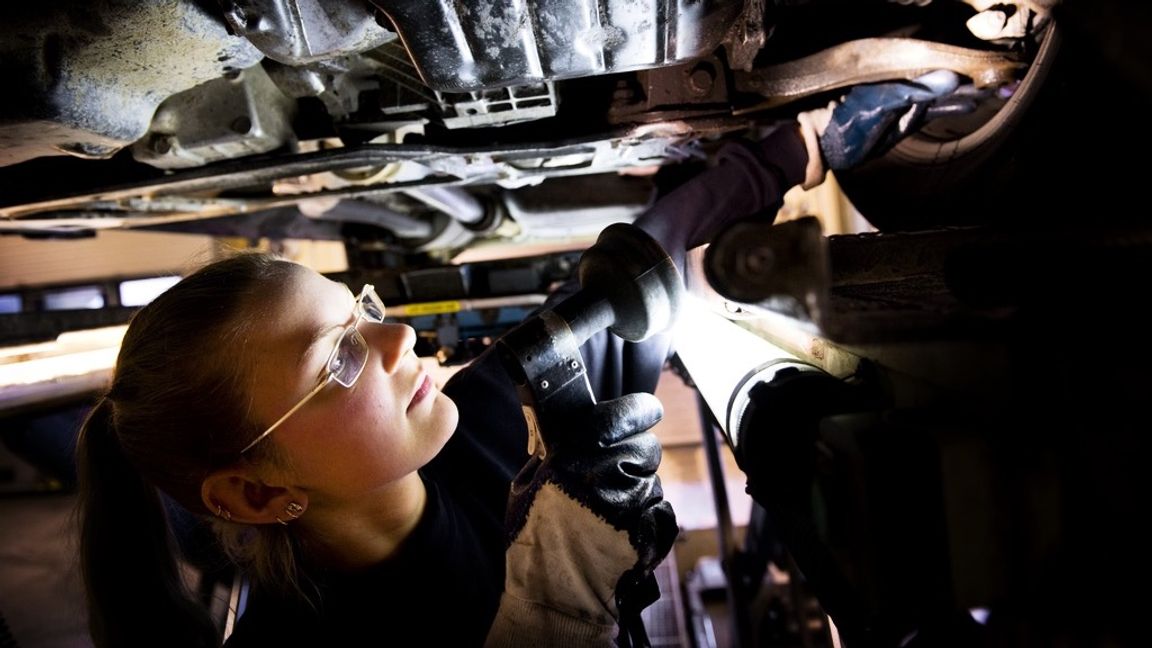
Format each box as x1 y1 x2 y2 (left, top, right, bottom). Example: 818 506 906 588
689 65 715 96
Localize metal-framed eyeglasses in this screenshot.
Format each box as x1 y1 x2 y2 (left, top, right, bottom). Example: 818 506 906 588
240 284 386 454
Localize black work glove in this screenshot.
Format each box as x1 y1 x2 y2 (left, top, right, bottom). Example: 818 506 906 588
485 393 678 646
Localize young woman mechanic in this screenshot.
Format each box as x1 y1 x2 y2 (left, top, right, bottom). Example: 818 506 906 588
75 73 960 647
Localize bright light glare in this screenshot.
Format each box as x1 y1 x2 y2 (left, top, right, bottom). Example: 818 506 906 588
44 286 104 310
673 293 797 436
0 347 119 387
119 275 181 307
0 325 126 409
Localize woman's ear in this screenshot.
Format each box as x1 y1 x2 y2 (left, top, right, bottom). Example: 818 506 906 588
201 468 307 525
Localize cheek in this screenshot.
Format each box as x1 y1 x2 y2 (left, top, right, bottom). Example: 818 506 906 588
287 377 460 490
272 384 402 473
428 394 460 448
347 382 458 470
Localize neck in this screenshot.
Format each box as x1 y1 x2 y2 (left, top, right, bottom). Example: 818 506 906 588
296 471 427 571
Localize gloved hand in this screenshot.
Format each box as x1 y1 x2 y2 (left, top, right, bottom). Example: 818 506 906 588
484 392 678 647
796 69 971 188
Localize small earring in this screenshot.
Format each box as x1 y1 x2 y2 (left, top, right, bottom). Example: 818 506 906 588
277 501 305 525
214 504 232 521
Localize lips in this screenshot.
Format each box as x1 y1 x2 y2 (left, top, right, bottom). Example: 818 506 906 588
407 373 433 412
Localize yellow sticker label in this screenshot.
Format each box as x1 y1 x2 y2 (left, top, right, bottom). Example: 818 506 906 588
403 301 462 316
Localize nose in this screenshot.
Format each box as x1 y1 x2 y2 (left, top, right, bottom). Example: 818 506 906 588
371 322 416 373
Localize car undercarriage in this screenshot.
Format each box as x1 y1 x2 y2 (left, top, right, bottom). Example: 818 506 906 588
1 1 1150 646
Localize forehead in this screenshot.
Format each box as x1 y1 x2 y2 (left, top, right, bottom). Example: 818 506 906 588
282 267 349 309
247 268 352 362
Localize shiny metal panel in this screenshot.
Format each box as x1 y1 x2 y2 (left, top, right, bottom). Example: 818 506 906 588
373 0 743 91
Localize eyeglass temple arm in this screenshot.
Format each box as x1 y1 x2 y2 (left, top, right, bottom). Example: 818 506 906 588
240 375 334 454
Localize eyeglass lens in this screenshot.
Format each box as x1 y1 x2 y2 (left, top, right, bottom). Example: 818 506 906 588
358 286 385 322
325 285 383 389
329 326 368 387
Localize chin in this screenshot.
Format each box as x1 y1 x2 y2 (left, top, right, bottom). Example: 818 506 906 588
431 393 460 445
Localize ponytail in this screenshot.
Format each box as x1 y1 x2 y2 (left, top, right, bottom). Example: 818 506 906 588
72 251 315 643
76 397 220 648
